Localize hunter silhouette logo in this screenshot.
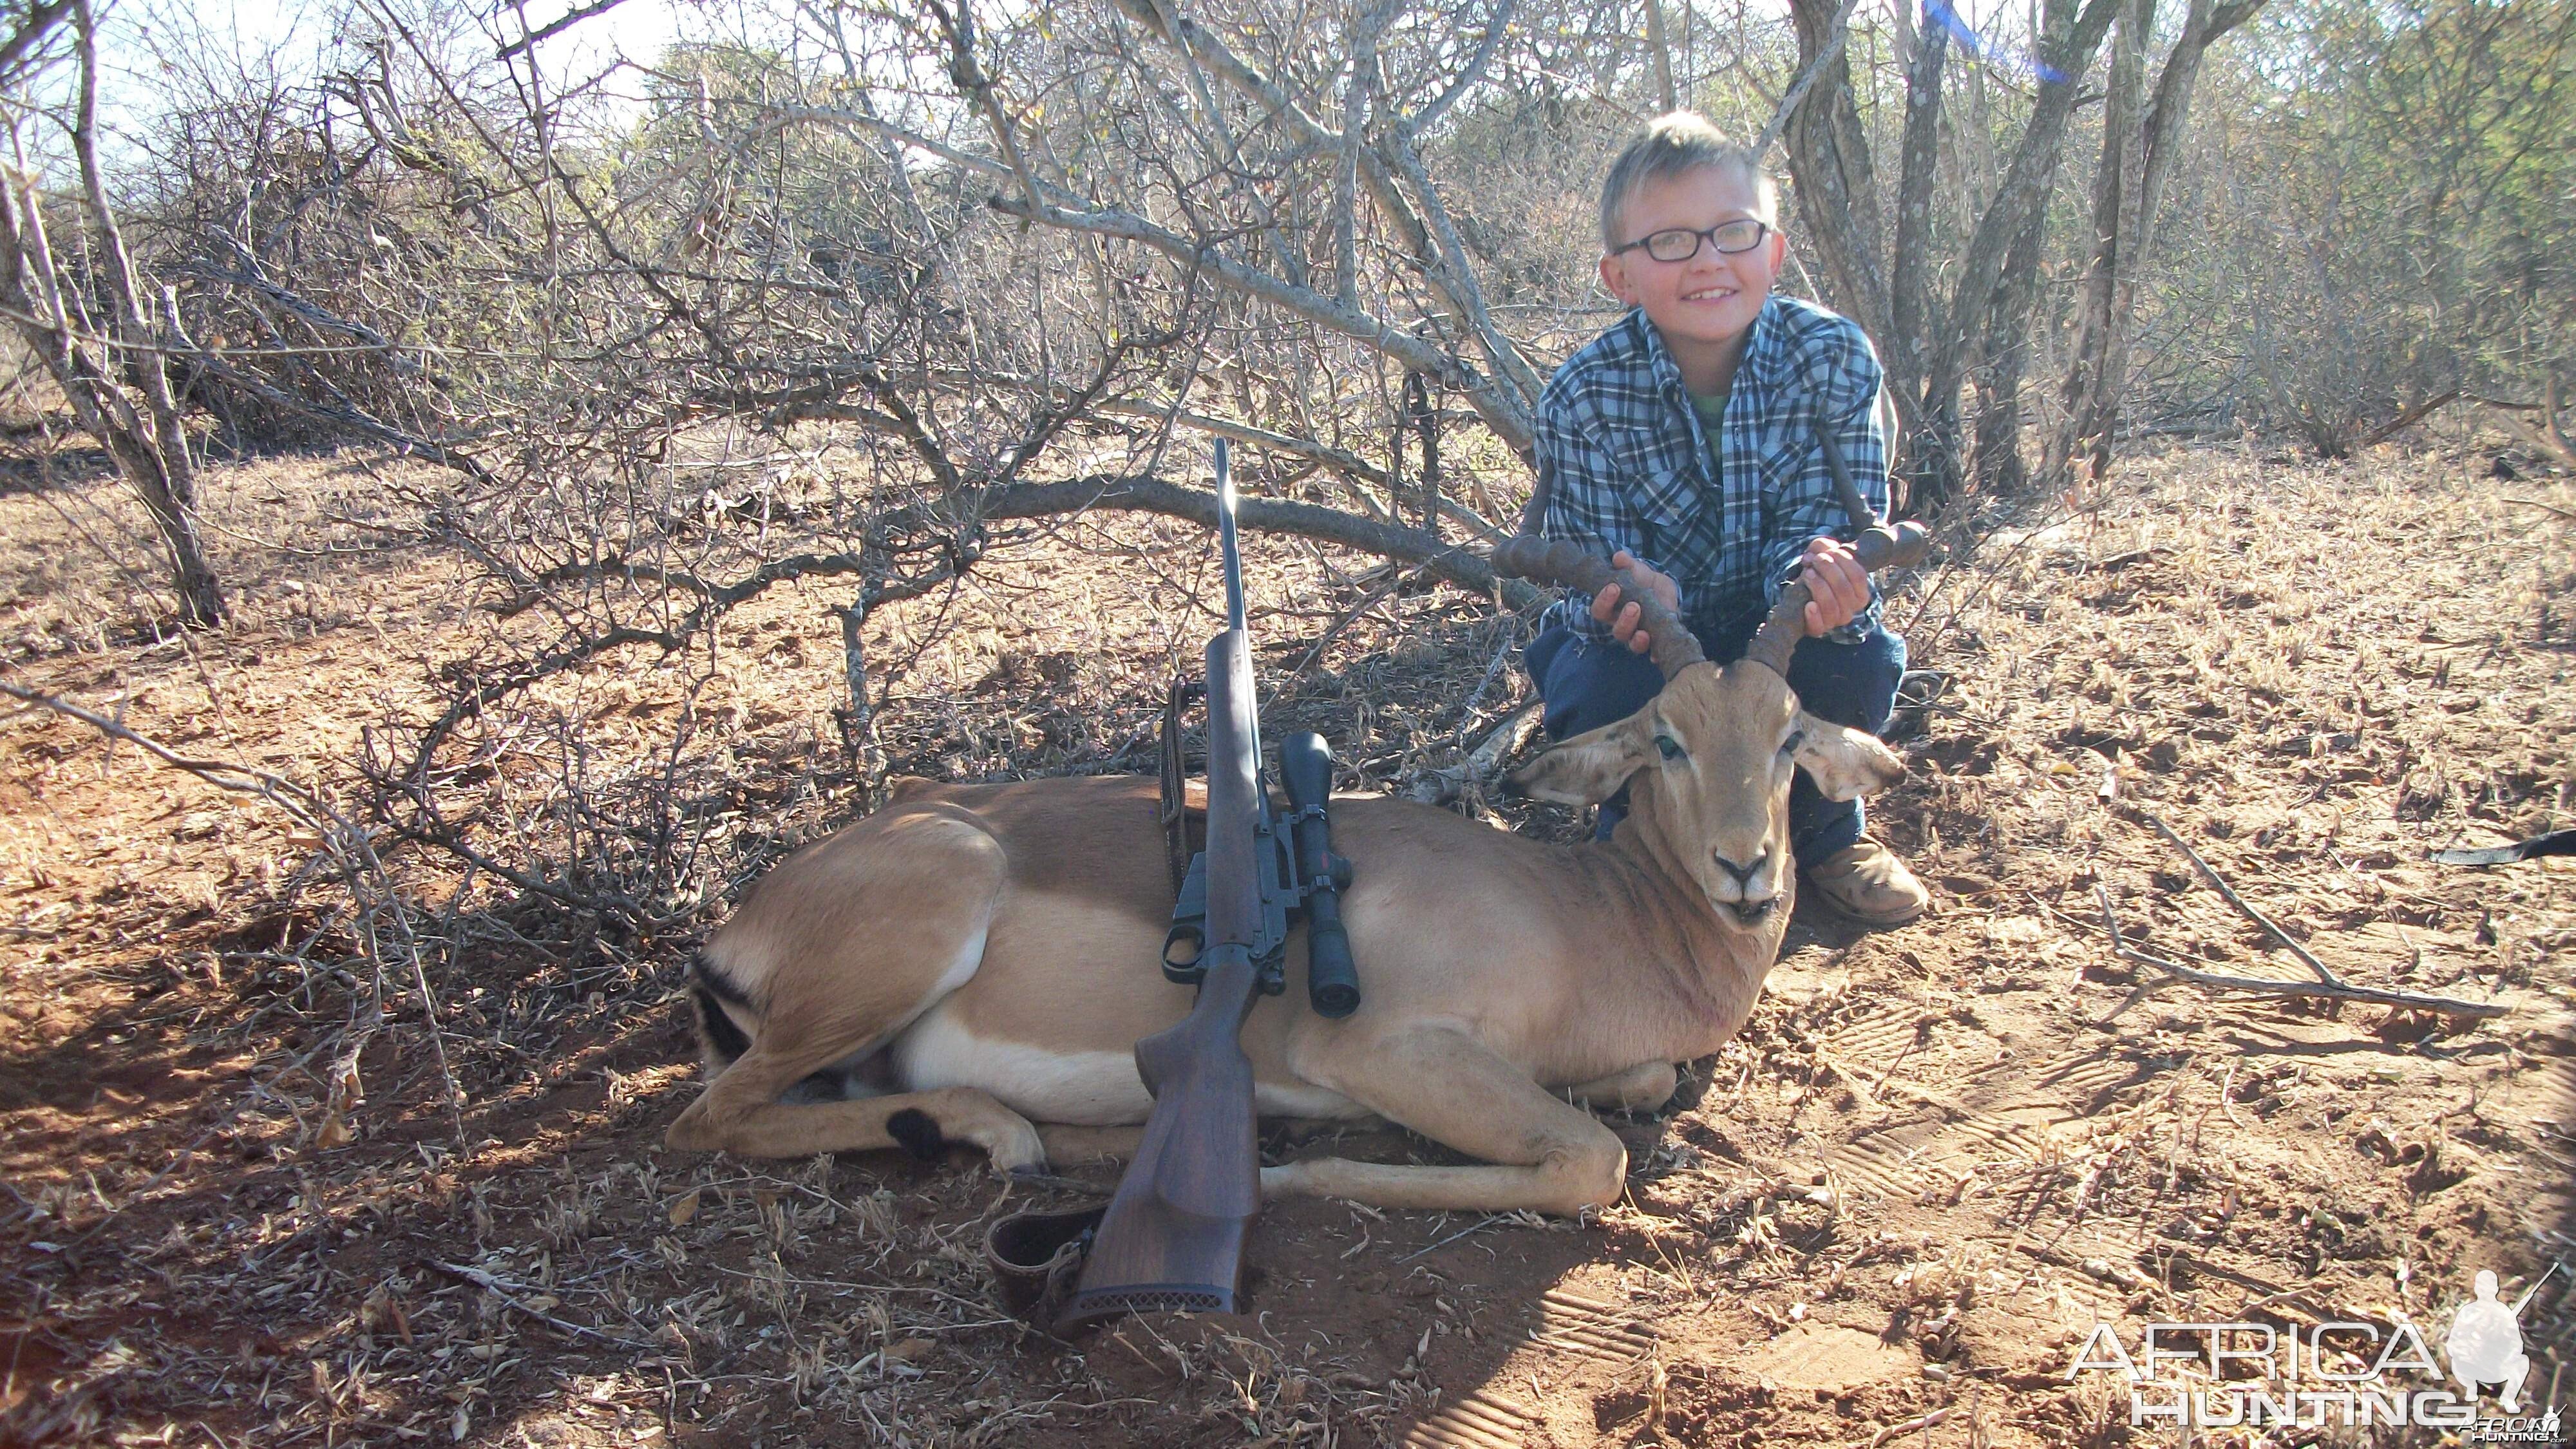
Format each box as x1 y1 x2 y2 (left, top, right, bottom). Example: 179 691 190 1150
2447 1267 2552 1414
2063 1262 2563 1436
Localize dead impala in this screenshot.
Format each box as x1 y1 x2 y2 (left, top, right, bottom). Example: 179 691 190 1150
663 526 1915 1218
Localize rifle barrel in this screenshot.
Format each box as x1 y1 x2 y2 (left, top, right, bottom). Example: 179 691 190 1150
1199 629 1264 963
1216 439 1245 632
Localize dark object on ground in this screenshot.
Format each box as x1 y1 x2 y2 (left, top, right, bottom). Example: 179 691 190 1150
2430 829 2576 866
985 1204 1110 1332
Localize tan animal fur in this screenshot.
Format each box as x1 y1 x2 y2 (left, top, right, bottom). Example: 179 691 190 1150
665 654 1903 1218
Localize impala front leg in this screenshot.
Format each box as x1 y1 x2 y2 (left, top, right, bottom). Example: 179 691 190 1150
1261 1027 1630 1218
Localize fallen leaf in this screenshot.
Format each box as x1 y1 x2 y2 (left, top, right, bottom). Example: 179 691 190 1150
882 1336 934 1364
667 1189 701 1226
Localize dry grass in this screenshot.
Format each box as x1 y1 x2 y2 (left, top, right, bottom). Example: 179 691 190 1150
0 439 2568 1447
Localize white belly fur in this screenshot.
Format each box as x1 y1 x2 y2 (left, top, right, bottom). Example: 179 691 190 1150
894 1005 1151 1126
891 1004 1365 1126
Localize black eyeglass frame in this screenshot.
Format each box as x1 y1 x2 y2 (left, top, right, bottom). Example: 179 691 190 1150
1609 219 1774 264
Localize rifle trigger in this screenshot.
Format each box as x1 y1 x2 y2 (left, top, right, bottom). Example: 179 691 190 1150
1162 852 1210 984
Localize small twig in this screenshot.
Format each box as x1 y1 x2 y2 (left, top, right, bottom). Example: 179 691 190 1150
2216 1062 2246 1129
426 1259 656 1350
1291 564 1419 676
2010 1238 2157 1294
2503 497 2576 521
495 0 630 57
2092 884 2507 1021
2358 388 2461 448
1397 1213 1510 1262
1450 625 1519 734
2128 808 2340 985
1868 1407 1953 1446
1814 1052 1884 1112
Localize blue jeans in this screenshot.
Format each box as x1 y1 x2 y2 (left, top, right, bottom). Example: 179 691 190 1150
1523 605 1906 866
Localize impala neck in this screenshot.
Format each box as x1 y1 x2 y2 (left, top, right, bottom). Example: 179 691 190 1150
1574 793 1780 1046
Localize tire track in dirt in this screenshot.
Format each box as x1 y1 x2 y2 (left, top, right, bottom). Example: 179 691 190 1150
1402 1388 1537 1449
1401 1287 1656 1447
1529 1285 1658 1365
1818 1012 2155 1203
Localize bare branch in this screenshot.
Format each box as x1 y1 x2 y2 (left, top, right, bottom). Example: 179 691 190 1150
495 0 634 60
2093 885 2507 1023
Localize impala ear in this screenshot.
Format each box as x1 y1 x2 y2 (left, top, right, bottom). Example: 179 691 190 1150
1792 714 1906 802
1507 711 1658 805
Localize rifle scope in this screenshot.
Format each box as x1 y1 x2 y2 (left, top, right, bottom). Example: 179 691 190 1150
1280 732 1359 1019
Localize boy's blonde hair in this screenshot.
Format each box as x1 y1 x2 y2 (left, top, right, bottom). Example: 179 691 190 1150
1597 111 1777 252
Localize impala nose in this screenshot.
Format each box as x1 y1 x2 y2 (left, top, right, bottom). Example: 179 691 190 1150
1713 850 1768 889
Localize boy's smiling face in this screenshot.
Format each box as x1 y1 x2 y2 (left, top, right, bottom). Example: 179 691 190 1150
1598 164 1786 380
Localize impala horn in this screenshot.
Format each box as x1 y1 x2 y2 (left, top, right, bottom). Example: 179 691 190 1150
1741 428 1933 677
1492 535 1706 681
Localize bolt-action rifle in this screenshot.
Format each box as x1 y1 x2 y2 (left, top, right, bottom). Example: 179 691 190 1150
1057 440 1358 1323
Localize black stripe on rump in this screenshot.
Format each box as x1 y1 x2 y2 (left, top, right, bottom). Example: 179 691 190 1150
692 954 754 1066
692 949 755 1007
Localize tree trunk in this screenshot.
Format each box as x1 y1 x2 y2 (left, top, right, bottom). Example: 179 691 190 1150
1909 0 2123 509
0 1 225 626
2050 0 2154 488
2049 0 2267 488
1782 0 1891 343
1973 198 2053 492
1643 0 1678 111
1885 7 1949 449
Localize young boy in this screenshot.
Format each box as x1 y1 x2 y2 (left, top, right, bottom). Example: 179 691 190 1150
1523 111 1928 927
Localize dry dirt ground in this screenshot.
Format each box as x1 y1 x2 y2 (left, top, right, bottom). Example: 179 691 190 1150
0 442 2570 1448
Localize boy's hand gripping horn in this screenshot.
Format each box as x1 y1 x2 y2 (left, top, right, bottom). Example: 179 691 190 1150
1738 429 1929 676
1490 423 1929 683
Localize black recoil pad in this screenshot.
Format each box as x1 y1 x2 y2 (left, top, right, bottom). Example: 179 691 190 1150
1279 732 1359 1019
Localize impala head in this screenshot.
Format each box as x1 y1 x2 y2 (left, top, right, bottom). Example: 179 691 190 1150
1492 537 1906 930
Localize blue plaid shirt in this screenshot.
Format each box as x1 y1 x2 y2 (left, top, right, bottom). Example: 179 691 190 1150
1535 294 1890 643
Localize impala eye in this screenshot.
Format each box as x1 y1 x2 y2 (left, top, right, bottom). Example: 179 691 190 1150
1655 735 1684 761
1781 730 1806 756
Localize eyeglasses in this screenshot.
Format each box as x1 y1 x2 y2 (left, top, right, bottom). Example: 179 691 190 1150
1611 219 1772 263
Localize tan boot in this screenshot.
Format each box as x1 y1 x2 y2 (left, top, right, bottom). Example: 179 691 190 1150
1805 837 1929 927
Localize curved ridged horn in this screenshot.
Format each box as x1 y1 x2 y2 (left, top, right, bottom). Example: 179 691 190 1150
1740 520 1933 677
1492 535 1707 680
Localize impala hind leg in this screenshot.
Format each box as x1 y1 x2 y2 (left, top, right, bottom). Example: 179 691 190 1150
1035 1124 1146 1168
1566 1061 1678 1113
665 1050 1046 1173
667 806 1036 1170
1262 1028 1630 1217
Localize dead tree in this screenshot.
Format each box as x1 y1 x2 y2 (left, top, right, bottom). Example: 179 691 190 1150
0 0 225 626
1782 0 2126 506
2047 0 2268 489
